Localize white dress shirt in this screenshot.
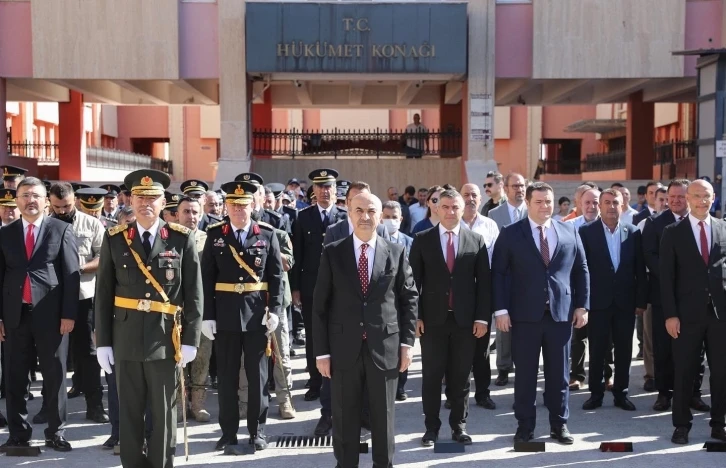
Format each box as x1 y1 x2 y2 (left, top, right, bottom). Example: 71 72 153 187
688 214 711 250
507 202 525 223
620 206 639 225
461 213 499 263
601 220 621 271
409 203 427 227
21 215 44 240
494 217 559 317
136 218 160 246
230 220 251 244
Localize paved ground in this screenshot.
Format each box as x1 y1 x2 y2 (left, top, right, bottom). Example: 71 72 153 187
0 338 721 468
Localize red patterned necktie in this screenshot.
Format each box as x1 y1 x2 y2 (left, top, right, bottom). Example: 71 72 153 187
359 243 369 340
538 225 550 267
699 221 709 265
447 231 455 308
23 224 35 303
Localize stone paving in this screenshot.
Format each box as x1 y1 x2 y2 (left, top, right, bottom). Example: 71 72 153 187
0 338 720 468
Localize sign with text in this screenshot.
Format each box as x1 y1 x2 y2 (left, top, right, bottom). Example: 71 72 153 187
246 2 468 74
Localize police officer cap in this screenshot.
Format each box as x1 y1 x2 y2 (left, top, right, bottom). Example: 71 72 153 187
336 187 347 200
0 188 17 207
71 182 91 192
180 179 209 196
309 168 338 186
267 182 286 199
75 188 108 210
164 191 182 210
337 180 351 190
1 165 28 181
124 169 170 197
287 178 301 187
234 172 264 187
99 184 121 198
221 181 257 205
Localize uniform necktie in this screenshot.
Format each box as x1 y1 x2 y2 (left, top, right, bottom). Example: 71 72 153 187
447 231 455 309
236 229 243 245
538 225 550 267
23 224 35 304
321 209 329 227
359 244 369 340
699 221 709 266
142 231 152 258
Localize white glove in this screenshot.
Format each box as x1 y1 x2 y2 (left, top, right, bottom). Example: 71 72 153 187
180 345 197 368
97 346 115 375
263 313 280 334
202 320 217 341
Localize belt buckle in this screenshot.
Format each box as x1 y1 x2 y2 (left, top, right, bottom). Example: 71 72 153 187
234 283 245 294
137 299 152 312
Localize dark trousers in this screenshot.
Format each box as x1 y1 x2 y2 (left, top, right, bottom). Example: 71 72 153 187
587 305 635 398
117 359 176 468
70 298 103 408
331 342 397 468
672 306 726 429
420 315 476 433
292 304 304 335
398 370 408 394
302 294 322 391
512 312 572 432
5 307 69 441
106 366 152 440
570 324 588 382
472 332 492 401
216 330 269 438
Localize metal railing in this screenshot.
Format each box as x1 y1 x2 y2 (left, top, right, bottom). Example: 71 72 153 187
87 147 173 174
542 159 582 175
583 149 626 172
7 139 59 164
252 128 462 158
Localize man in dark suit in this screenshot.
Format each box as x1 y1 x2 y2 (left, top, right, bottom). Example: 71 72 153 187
632 181 662 226
660 178 726 444
410 189 490 447
291 169 347 436
0 176 80 452
579 188 647 411
491 182 589 444
642 179 710 413
313 192 417 468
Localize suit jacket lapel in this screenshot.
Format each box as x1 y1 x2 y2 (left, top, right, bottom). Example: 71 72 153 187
454 227 467 271
432 224 449 272
681 217 703 261
592 220 614 270
369 237 389 288
341 236 363 298
550 221 565 264
710 216 722 262
148 220 168 261
520 219 543 264
30 218 49 259
243 221 260 250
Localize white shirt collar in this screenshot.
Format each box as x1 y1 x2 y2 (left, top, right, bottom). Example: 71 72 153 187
601 219 621 234
438 222 461 237
230 220 251 233
318 204 333 216
136 218 160 239
21 215 44 231
689 214 711 229
528 217 553 231
353 233 377 251
507 201 524 212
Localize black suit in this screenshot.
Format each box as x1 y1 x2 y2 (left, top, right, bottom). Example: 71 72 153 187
643 211 706 399
291 204 346 400
0 216 79 441
632 206 655 227
313 235 418 468
409 225 491 434
198 212 222 231
660 216 726 429
579 220 647 399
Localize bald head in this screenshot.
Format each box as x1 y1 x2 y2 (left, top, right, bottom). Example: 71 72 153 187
350 192 382 241
687 179 714 221
460 183 481 215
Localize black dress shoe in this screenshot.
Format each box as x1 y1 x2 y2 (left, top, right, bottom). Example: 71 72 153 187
314 415 333 436
711 427 726 442
653 395 672 411
421 430 438 447
582 396 603 410
27 392 34 401
210 377 218 389
495 371 509 386
643 378 656 392
67 387 83 399
290 348 297 357
304 379 311 389
671 426 689 445
396 391 408 401
444 400 452 409
33 408 48 424
550 425 574 445
452 430 472 445
690 397 711 412
250 434 268 450
87 407 110 423
0 437 30 453
304 389 320 401
102 435 119 449
614 397 636 411
476 396 496 410
45 435 72 452
513 427 533 443
0 411 7 428
215 435 238 451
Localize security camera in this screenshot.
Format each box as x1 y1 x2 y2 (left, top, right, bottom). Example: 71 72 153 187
294 80 303 88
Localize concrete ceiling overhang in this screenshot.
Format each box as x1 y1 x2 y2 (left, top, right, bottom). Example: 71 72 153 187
564 119 626 134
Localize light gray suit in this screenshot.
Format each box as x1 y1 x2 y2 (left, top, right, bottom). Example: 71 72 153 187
486 202 527 375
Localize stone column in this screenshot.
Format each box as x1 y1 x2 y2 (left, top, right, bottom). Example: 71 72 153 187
168 106 185 181
58 91 85 181
625 91 655 180
463 0 497 184
215 0 249 189
0 78 7 163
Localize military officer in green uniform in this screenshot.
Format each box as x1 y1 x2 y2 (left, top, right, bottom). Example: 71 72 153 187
95 169 203 468
162 191 181 224
200 180 284 452
235 173 289 233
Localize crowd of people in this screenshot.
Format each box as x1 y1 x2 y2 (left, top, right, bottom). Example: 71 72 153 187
0 163 724 468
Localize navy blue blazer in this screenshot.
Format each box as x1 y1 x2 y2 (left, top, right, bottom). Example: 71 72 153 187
491 218 590 322
390 231 413 257
578 219 647 312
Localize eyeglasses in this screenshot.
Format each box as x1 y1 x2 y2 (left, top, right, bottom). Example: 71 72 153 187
19 193 45 201
508 184 526 190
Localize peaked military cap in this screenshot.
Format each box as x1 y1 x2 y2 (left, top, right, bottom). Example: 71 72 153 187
309 168 338 186
221 181 257 205
75 188 108 210
267 182 286 199
124 169 170 197
71 183 91 192
180 179 209 196
99 184 121 198
234 172 264 186
119 184 131 195
164 191 182 210
42 180 52 192
0 188 17 207
336 187 347 200
1 165 28 181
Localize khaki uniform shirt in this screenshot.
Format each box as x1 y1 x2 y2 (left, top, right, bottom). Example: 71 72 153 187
73 211 105 300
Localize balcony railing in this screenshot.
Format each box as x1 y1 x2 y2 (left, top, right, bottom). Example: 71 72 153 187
583 149 626 172
542 159 582 175
7 139 59 164
252 128 462 158
87 147 173 174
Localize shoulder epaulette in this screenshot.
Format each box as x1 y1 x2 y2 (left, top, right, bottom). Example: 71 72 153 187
206 220 226 230
257 221 276 231
300 205 316 212
168 222 191 235
265 209 282 218
108 224 128 236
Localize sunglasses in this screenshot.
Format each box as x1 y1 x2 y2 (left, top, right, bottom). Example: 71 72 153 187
484 183 494 188
430 197 439 203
